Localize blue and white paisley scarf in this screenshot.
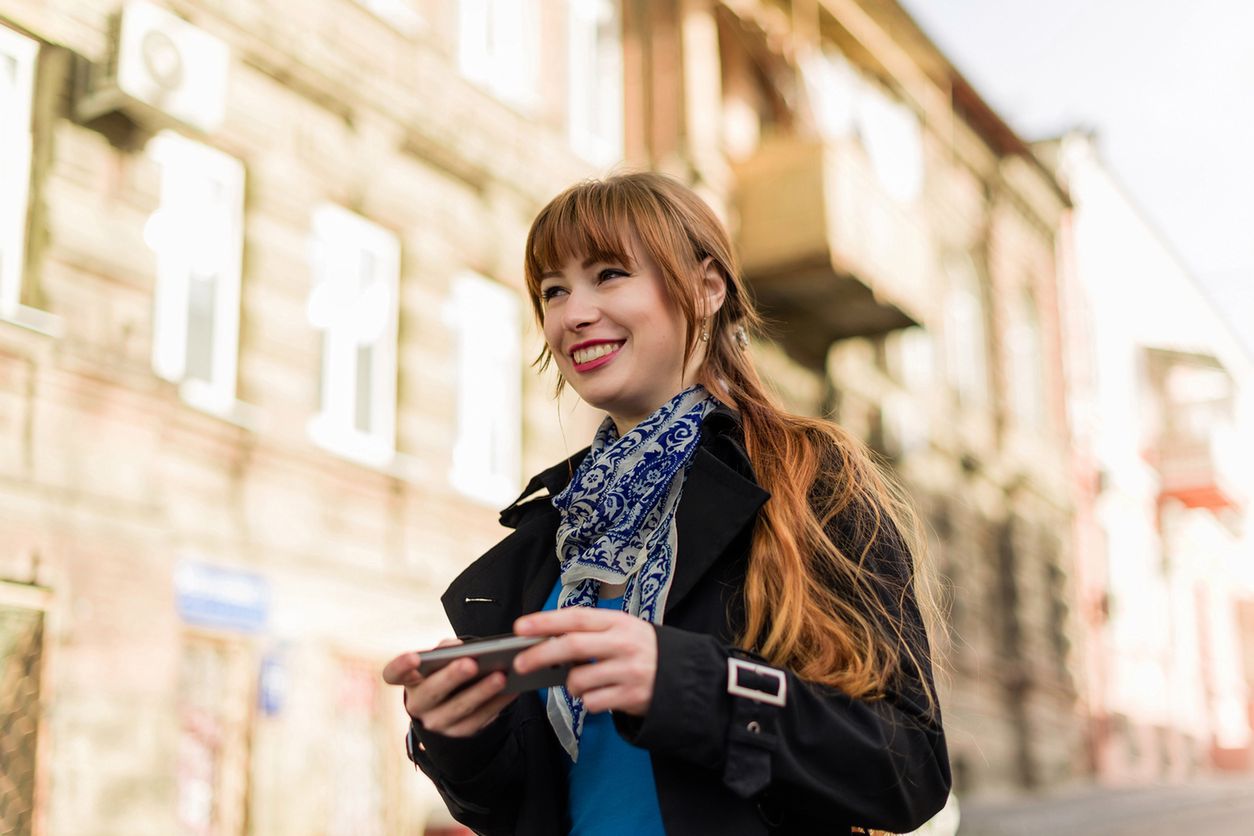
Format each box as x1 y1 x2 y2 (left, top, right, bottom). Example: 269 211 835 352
546 384 718 761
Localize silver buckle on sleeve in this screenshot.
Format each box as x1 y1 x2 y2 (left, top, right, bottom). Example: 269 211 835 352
726 658 787 707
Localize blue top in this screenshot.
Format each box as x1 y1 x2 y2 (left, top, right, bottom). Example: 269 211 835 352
539 582 667 836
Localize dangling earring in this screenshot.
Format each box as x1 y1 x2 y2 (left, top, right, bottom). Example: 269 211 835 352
700 318 710 343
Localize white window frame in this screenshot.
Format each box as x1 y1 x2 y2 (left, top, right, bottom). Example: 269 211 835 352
857 81 924 204
446 271 521 506
567 0 623 165
458 0 540 109
0 25 38 319
306 205 400 467
800 44 859 141
146 132 245 416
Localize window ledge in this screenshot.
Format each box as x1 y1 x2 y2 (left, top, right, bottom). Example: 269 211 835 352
449 468 517 509
378 450 426 483
180 384 261 432
307 416 425 483
1 304 64 339
356 0 426 37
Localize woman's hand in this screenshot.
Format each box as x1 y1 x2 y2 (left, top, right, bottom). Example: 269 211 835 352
513 609 658 717
381 639 517 737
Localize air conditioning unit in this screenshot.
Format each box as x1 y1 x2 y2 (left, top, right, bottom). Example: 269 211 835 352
77 1 229 134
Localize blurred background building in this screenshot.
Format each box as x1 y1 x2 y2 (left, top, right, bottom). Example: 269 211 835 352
1039 130 1254 781
0 1 1251 835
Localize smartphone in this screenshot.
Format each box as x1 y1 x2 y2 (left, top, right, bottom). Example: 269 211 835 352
417 634 571 694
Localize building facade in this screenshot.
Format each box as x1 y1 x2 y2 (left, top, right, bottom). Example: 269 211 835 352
0 1 615 832
2 1 1097 833
655 0 1079 799
1044 130 1254 783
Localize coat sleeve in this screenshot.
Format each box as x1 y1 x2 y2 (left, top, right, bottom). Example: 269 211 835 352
405 704 526 835
613 514 952 834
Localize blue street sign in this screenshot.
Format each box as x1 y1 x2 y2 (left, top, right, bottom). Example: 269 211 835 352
175 561 269 633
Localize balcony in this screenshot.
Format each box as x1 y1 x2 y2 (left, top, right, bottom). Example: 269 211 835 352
1152 428 1244 514
1144 348 1244 514
732 135 928 365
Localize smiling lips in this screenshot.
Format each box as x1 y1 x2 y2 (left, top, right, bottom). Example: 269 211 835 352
570 340 625 372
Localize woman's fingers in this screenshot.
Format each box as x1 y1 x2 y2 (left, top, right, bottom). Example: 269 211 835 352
407 658 481 715
565 661 654 716
515 606 619 636
512 610 658 716
564 658 636 697
381 638 463 686
514 612 639 673
514 630 608 674
419 670 511 733
514 614 653 674
578 684 640 715
440 689 517 737
382 651 423 686
382 638 517 738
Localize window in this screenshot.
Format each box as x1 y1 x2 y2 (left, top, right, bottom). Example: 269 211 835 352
306 206 400 465
446 272 521 505
567 0 622 164
0 25 37 318
799 44 923 204
1007 289 1045 427
858 81 924 204
799 44 859 140
0 586 47 836
145 133 245 415
458 0 540 108
943 254 989 409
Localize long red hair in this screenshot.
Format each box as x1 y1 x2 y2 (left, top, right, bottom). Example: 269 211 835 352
523 172 942 713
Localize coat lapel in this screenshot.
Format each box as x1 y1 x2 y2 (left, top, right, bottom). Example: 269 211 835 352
666 445 770 616
441 512 560 639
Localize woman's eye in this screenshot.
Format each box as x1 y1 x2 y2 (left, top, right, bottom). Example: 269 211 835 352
598 268 627 282
541 286 566 301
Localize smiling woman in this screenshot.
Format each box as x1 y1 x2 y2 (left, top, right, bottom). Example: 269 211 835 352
383 172 952 836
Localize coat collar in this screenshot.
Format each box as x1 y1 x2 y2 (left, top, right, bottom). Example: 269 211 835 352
442 406 769 638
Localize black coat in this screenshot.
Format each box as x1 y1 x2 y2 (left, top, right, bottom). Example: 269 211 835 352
407 409 952 834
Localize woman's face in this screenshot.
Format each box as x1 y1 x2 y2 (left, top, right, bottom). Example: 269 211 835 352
538 234 697 433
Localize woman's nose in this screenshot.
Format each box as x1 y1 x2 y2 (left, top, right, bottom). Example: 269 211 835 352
561 288 600 330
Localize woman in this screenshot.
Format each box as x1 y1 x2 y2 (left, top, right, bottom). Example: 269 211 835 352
382 172 951 835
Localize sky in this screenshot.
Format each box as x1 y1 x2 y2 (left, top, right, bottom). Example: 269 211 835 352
896 0 1254 355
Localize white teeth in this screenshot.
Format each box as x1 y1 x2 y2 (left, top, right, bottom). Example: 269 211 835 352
573 343 621 364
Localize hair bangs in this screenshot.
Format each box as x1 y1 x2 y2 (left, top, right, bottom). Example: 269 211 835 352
524 182 643 300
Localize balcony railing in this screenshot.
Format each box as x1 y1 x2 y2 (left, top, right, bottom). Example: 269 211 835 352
1152 426 1244 512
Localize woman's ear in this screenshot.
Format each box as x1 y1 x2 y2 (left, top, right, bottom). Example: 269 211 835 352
699 257 728 320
